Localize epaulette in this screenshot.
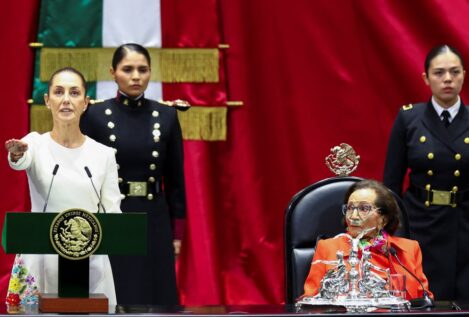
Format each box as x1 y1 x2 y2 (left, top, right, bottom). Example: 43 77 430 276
89 99 104 105
158 99 191 112
401 104 413 111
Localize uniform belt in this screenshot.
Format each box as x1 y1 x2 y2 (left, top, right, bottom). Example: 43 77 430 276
119 180 163 197
409 185 469 207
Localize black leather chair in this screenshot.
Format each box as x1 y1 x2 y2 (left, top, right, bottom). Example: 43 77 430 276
284 176 410 303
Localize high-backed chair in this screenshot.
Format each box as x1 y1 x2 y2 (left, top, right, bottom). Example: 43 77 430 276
284 176 410 303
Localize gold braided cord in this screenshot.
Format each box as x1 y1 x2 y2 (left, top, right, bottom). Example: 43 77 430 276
226 101 244 106
177 107 227 141
30 105 53 133
29 105 227 141
39 48 219 83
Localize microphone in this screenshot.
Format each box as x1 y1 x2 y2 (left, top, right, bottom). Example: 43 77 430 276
389 246 434 309
84 166 107 213
43 164 59 212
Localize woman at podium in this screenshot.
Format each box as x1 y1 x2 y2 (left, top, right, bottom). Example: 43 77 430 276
5 67 121 306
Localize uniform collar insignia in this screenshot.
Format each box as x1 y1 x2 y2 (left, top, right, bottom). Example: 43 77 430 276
116 91 145 108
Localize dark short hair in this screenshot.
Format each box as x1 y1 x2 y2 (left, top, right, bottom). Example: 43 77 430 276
112 43 151 69
343 179 400 235
47 67 87 95
424 44 464 74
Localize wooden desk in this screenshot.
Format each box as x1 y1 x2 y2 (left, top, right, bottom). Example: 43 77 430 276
0 302 466 316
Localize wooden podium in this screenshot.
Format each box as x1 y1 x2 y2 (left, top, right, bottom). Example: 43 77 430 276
2 212 147 313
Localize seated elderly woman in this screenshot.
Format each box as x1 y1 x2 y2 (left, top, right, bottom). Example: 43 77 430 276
303 179 433 301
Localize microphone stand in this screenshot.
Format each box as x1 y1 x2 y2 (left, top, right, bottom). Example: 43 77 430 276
389 247 434 309
43 164 59 212
84 166 107 213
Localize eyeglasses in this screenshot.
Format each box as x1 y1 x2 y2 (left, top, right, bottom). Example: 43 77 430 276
341 202 380 218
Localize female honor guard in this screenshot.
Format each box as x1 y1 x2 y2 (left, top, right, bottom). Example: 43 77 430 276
81 43 186 305
384 45 469 300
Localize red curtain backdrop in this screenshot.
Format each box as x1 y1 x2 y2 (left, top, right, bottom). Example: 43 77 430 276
0 0 39 302
1 0 469 305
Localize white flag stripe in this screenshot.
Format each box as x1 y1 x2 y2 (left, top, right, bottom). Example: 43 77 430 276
97 81 163 101
102 0 162 47
100 0 163 99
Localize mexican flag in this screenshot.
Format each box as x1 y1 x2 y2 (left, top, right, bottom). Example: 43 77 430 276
32 0 227 141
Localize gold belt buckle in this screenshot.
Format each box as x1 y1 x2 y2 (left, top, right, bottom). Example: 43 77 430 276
431 190 451 205
127 181 147 197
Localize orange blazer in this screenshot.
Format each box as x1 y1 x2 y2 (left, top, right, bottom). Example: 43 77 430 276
303 235 433 300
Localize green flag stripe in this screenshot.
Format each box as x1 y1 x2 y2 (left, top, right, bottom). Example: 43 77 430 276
37 0 103 47
33 0 102 103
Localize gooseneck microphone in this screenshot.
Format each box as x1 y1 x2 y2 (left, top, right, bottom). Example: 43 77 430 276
84 166 107 213
43 164 59 212
389 246 434 309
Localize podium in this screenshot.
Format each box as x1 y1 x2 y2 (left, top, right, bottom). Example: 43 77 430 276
2 211 147 313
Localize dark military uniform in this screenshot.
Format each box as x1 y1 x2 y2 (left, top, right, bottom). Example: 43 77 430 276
384 101 469 300
81 93 186 305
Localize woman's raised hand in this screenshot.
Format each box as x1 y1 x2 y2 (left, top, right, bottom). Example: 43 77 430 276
5 139 28 162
